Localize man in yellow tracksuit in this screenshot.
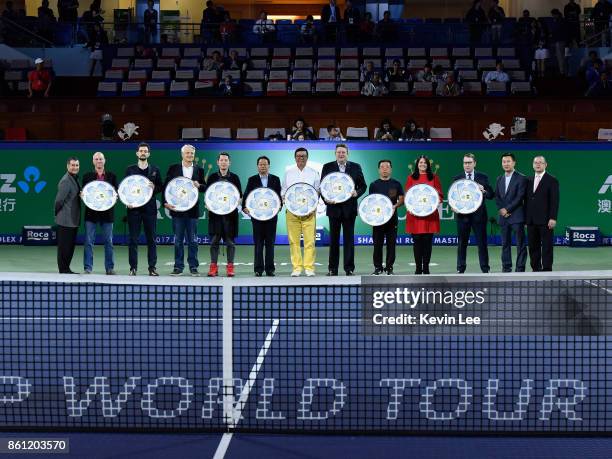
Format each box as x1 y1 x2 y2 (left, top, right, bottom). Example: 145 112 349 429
281 147 321 277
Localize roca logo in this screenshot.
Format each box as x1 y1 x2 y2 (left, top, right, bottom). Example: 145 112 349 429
574 232 596 241
27 231 50 240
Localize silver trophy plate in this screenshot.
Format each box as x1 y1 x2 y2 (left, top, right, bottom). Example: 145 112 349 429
81 180 117 212
404 183 440 217
245 187 281 221
320 172 355 204
448 179 483 214
118 175 154 208
204 181 241 215
358 193 394 226
284 182 319 217
164 176 199 212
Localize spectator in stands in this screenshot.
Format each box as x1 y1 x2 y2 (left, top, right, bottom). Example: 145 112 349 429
218 74 240 96
533 40 550 78
359 11 375 42
326 125 346 141
385 59 410 83
488 0 505 45
321 0 341 44
549 9 568 75
586 70 612 97
484 61 510 84
416 62 434 82
143 0 158 44
401 120 425 141
343 0 361 43
375 119 399 141
203 50 225 71
586 59 604 87
362 72 388 96
226 49 246 73
592 0 611 46
432 64 447 90
2 1 17 21
253 11 275 43
517 9 538 47
377 10 397 42
219 11 236 44
58 0 79 22
80 4 103 42
201 0 220 43
300 15 318 44
135 42 156 59
290 118 316 140
37 0 56 42
465 0 487 45
267 131 284 141
360 60 376 83
564 0 581 46
438 73 461 96
87 22 108 76
28 58 52 98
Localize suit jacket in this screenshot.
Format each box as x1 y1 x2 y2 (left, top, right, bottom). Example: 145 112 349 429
525 172 560 225
82 171 119 223
205 171 242 237
321 161 367 218
321 4 341 24
163 163 206 219
244 173 282 222
495 171 527 225
452 171 495 223
54 172 81 227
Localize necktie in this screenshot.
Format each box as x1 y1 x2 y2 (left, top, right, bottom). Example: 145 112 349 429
467 173 472 180
534 175 541 192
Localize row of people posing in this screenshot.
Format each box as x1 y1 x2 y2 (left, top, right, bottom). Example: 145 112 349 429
53 143 558 276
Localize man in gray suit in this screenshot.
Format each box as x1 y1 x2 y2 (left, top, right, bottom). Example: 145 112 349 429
495 153 527 272
54 157 81 274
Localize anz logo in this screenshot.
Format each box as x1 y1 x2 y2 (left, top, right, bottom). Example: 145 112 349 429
0 166 46 194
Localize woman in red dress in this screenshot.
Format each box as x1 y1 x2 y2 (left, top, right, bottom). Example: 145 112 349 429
405 155 444 274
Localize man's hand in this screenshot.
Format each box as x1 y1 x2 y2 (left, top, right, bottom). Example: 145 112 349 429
350 190 357 197
242 207 250 215
548 219 556 230
499 208 508 217
192 181 200 188
164 203 176 210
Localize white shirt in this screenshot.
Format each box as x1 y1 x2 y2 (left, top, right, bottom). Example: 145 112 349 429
465 171 475 180
534 171 546 191
504 171 513 193
281 165 320 196
259 174 268 187
253 19 275 34
484 70 510 83
337 162 347 173
182 164 194 179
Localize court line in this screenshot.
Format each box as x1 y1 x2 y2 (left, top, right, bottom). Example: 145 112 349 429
213 318 280 459
0 317 362 322
583 280 612 295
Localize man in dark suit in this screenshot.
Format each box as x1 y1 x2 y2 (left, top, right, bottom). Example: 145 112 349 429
321 0 341 43
163 144 206 276
454 153 495 273
243 155 282 277
54 157 81 274
125 142 163 276
321 143 366 276
495 153 527 272
525 155 560 271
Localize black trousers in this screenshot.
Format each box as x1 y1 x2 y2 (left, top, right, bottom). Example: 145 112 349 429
328 214 356 273
412 233 433 274
56 225 78 273
527 224 554 271
500 222 527 272
252 218 277 274
128 212 157 270
457 218 490 273
372 217 397 270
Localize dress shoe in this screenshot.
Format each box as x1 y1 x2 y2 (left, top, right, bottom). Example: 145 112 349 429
372 268 383 275
456 270 465 274
106 269 116 275
190 268 199 276
265 271 275 277
61 270 78 274
255 272 263 277
327 271 338 276
148 267 159 276
385 267 394 275
170 269 183 276
129 268 137 276
345 271 353 276
502 269 512 273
